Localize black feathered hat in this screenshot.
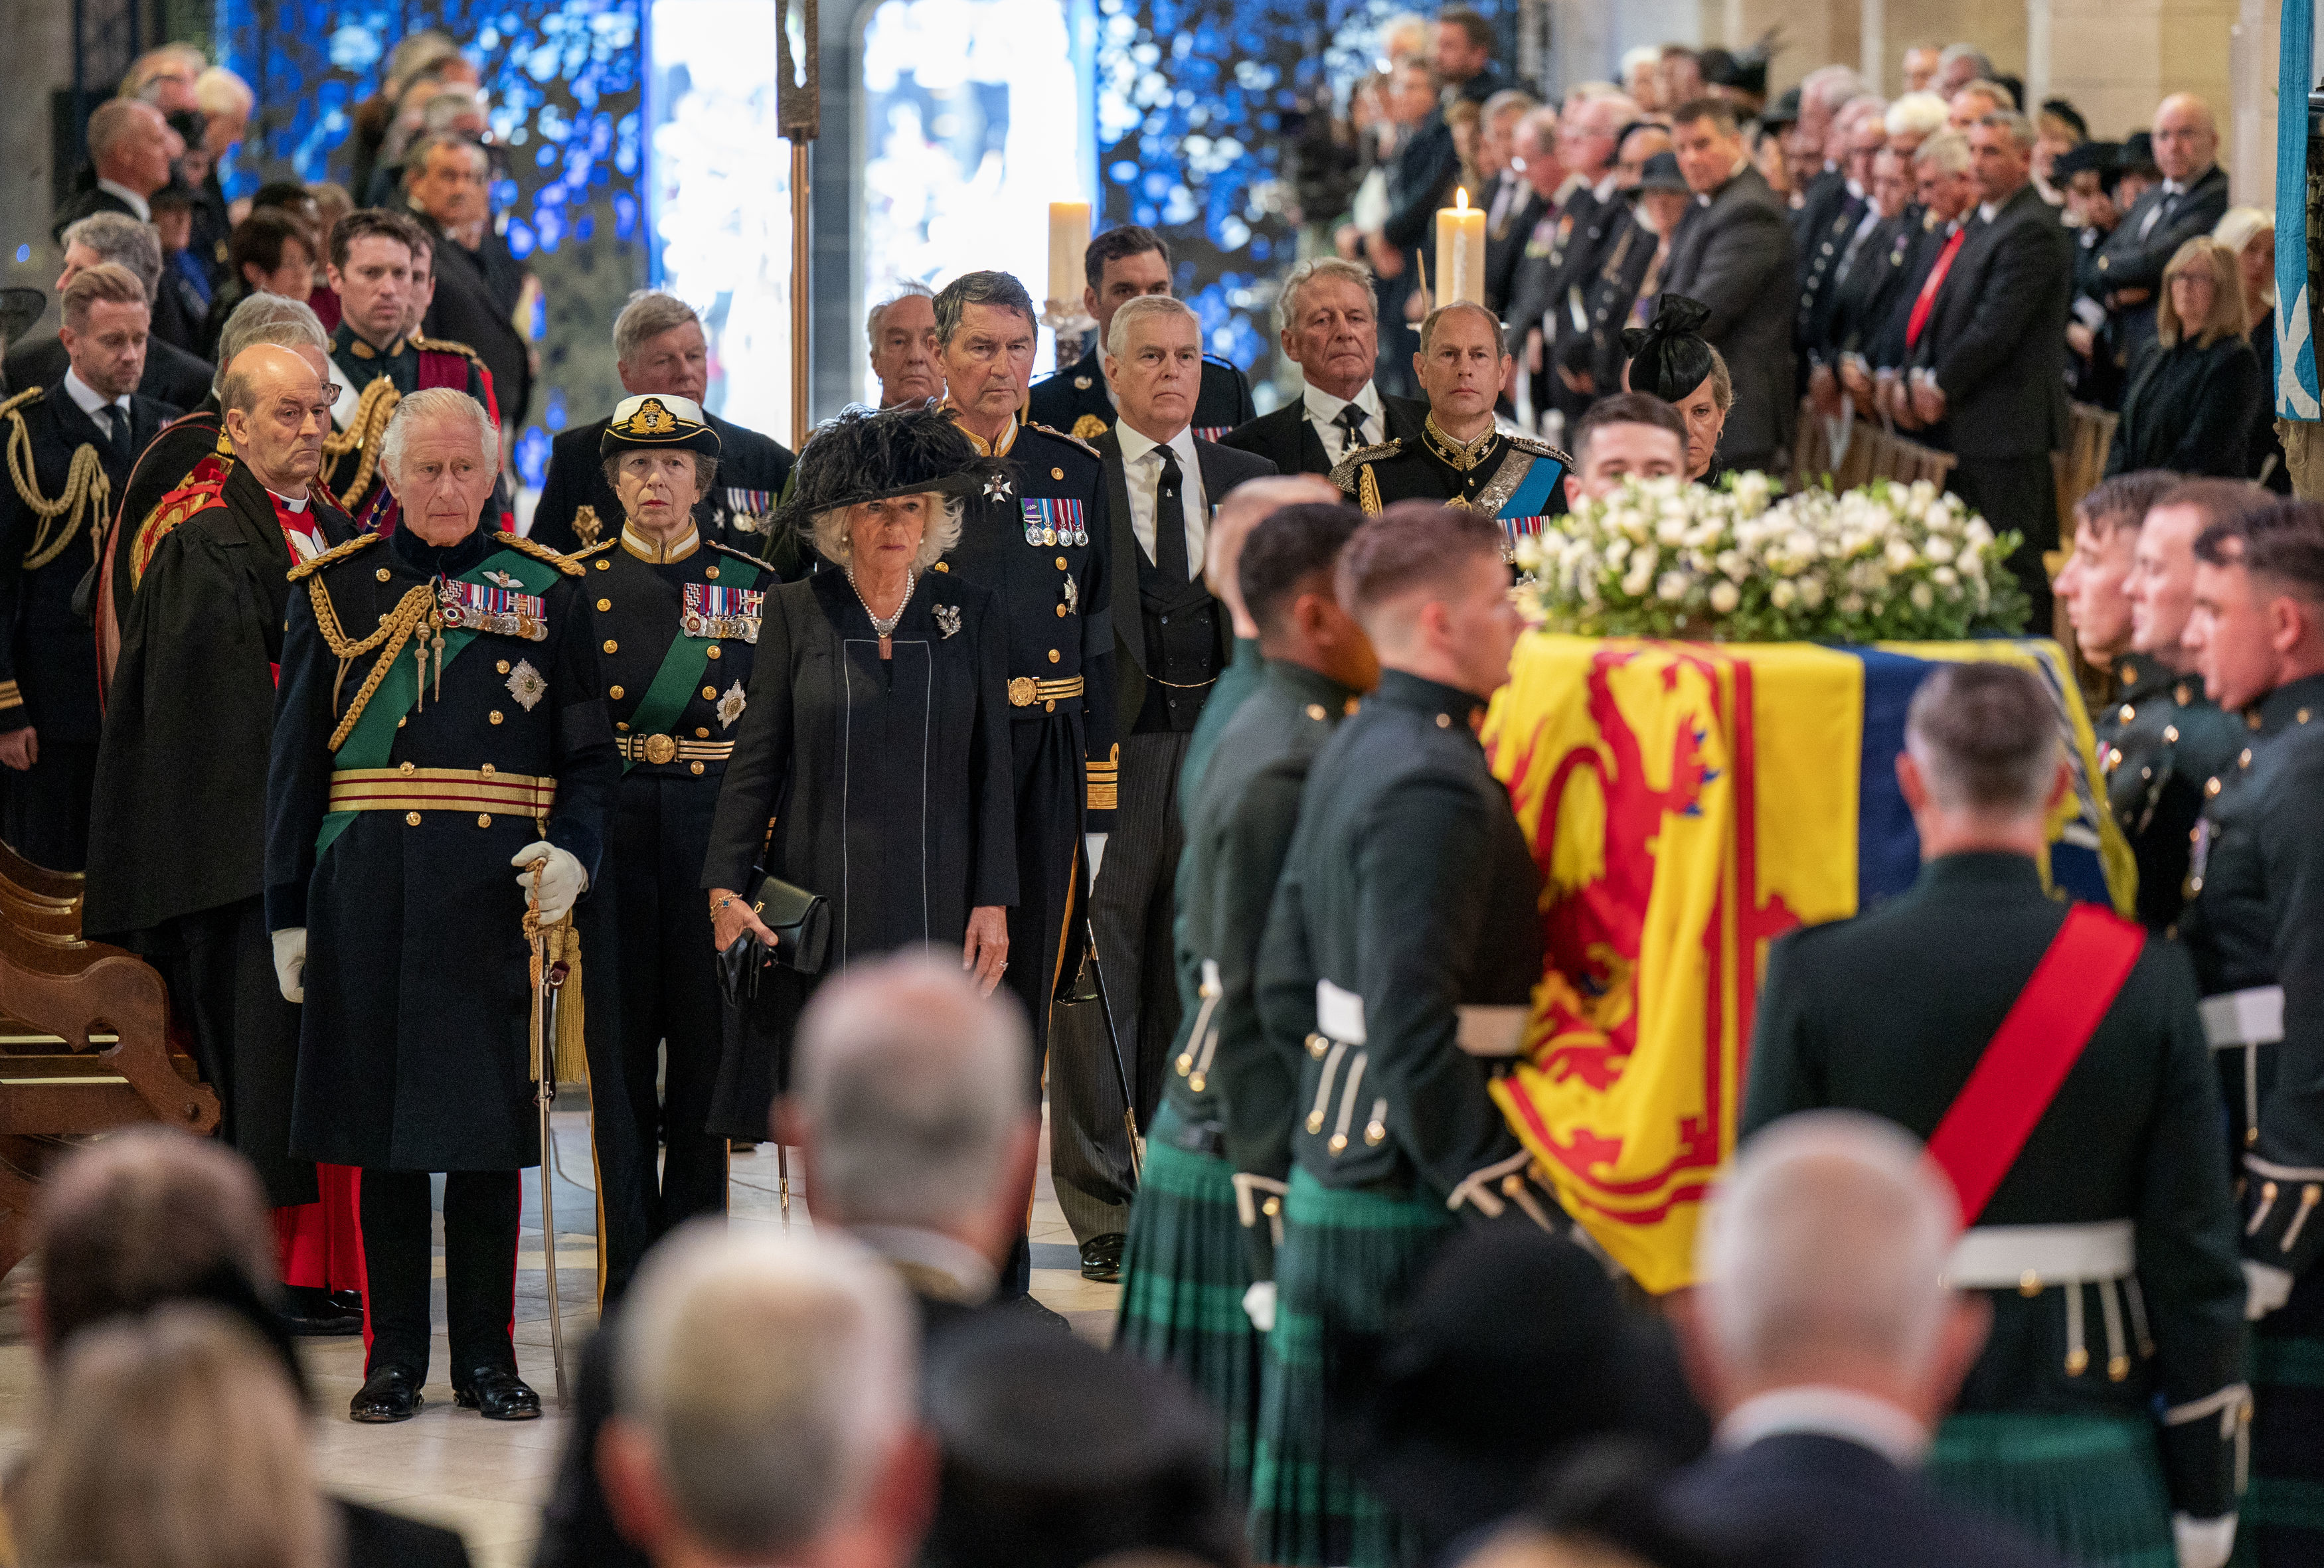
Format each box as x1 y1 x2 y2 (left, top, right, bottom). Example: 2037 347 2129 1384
1619 294 1718 402
775 403 1002 532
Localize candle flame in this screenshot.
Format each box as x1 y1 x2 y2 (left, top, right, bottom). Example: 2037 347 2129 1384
1455 187 1469 211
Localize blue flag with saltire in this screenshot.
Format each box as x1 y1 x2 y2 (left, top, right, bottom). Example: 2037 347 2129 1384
2279 0 2321 419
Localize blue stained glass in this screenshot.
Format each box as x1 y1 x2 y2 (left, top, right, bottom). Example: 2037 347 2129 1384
516 424 551 488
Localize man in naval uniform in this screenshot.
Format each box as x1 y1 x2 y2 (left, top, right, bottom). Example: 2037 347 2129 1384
1745 661 2248 1568
2176 497 2324 1564
266 387 618 1423
0 263 178 871
1329 301 1569 554
318 209 501 534
1026 225 1256 445
1250 503 1563 1568
529 291 795 560
574 392 766 1245
930 269 1117 1296
1114 498 1374 1502
2068 475 2257 932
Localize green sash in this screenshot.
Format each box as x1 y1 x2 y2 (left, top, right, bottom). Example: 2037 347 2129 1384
621 553 762 773
314 546 564 856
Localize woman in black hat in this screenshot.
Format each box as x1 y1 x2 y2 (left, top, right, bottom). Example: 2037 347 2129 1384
700 405 1018 1133
1620 294 1734 485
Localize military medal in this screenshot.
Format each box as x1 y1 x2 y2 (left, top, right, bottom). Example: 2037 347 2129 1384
438 578 550 641
1021 499 1085 552
681 582 764 643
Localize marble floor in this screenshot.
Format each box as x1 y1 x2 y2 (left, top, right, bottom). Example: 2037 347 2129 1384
0 1106 1121 1568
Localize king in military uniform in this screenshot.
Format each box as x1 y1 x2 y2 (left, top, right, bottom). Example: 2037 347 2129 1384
266 388 618 1424
2177 497 2324 1565
574 392 766 1245
1329 302 1568 556
1114 499 1374 1502
1746 662 2248 1568
1250 504 1562 1568
317 209 503 534
0 262 179 871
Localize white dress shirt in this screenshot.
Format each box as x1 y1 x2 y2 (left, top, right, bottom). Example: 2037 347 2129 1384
1304 381 1387 464
1716 1385 1932 1467
62 368 131 439
95 178 152 222
2137 175 2199 240
1116 420 1208 572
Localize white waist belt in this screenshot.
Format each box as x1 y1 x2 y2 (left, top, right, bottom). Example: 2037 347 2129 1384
2202 986 2284 1050
1314 984 1529 1057
1317 979 1365 1044
1944 1219 2135 1289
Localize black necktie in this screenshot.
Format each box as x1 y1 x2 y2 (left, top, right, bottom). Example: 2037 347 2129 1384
1154 445 1191 582
1334 404 1369 457
101 405 131 469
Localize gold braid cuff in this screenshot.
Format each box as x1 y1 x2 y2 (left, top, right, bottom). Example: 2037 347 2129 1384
308 576 436 750
319 377 401 510
4 396 112 571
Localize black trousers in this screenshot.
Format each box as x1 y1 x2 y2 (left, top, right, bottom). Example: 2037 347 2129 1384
158 898 315 1209
3 738 96 872
359 1168 520 1379
1948 452 2060 632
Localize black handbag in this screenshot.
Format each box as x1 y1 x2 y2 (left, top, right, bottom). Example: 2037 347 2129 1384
716 874 833 1004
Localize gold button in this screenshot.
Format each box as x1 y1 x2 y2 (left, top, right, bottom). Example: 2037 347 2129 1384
597 597 612 611
489 710 504 724
1328 1133 1349 1154
689 760 705 775
1306 704 1326 720
2121 663 2138 683
1262 1196 1281 1217
609 684 625 700
1052 467 1064 479
2303 708 2314 724
1048 649 1060 664
2163 724 2179 743
1306 1111 1325 1134
497 660 511 674
1055 605 1066 617
2176 682 2193 704
695 726 710 738
2206 777 2222 797
2241 747 2253 768
1045 699 1056 712
1056 556 1068 569
404 811 422 826
2066 1348 2090 1376
1345 698 1360 716
2019 1271 2042 1296
595 559 610 570
477 813 492 828
1305 1033 1329 1059
705 564 720 580
480 763 495 775
2264 1181 2281 1202
703 685 717 700
617 722 630 732
376 567 392 582
2118 704 2135 724
1436 713 1452 728
397 716 407 728
934 562 950 572
603 639 618 653
400 760 416 774
2250 711 2264 730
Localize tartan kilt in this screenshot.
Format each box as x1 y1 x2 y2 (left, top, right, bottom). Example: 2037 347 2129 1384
2235 1267 2324 1566
1115 1101 1264 1502
1928 1411 2175 1568
1249 1166 1455 1568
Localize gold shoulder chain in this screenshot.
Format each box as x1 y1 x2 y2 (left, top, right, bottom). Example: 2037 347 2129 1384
5 404 112 571
1359 463 1383 518
319 378 402 510
308 576 436 749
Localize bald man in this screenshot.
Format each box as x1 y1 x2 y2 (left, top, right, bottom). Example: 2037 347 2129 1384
86 343 361 1329
2089 94 2228 358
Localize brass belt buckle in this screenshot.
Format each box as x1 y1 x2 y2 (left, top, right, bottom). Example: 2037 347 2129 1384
1008 676 1038 707
643 733 679 765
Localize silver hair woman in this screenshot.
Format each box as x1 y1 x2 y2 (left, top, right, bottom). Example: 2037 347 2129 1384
808 489 965 573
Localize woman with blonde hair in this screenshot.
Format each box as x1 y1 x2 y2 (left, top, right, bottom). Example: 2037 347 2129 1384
2214 204 2289 489
13 1306 338 1568
2104 236 2263 477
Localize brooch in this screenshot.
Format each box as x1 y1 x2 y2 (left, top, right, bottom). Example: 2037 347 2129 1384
933 603 962 639
506 659 547 711
484 569 525 589
1062 576 1079 614
983 471 1014 504
717 679 748 730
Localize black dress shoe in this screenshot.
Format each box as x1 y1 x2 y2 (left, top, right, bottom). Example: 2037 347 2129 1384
280 1285 363 1338
454 1364 542 1420
1079 1233 1126 1283
327 1289 364 1315
350 1366 424 1423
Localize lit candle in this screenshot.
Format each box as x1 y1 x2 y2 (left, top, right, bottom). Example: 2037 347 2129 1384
1047 201 1092 310
1434 187 1487 308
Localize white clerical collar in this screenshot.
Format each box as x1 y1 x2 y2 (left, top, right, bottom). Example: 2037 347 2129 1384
96 178 151 222
1303 380 1384 428
1117 418 1198 472
265 487 311 513
62 368 126 421
1717 1385 1932 1468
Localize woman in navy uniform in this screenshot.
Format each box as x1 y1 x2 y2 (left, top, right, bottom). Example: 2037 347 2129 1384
702 405 1016 1132
266 388 618 1424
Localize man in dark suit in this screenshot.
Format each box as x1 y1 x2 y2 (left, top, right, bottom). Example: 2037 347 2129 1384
0 264 178 872
1048 294 1274 1277
1742 662 2247 1568
1025 225 1255 442
2090 94 2229 362
1526 93 1643 431
1430 6 1507 106
402 134 535 431
531 290 795 557
1663 97 1797 473
6 214 213 411
1218 257 1426 477
1797 100 1888 405
1478 90 1542 315
50 99 177 242
1906 111 2075 625
1665 1113 2072 1568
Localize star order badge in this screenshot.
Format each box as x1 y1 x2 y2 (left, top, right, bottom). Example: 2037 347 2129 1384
933 603 961 639
983 471 1014 504
506 659 547 711
716 679 748 730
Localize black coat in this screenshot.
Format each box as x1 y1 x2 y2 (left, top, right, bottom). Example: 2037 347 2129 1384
1868 215 1961 373
412 210 536 430
1909 183 2074 458
2107 332 2264 477
1560 214 1662 396
97 398 224 684
1662 163 1797 462
1216 390 1426 478
1027 354 1256 444
530 411 796 557
1825 210 1922 366
2090 165 2233 352
1795 190 1869 360
3 333 210 424
1482 176 1543 316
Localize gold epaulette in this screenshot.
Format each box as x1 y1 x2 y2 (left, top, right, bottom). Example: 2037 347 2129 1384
409 334 485 368
568 538 618 562
1 386 44 423
319 376 400 507
287 530 382 582
1025 420 1102 459
1327 438 1402 495
499 532 588 576
706 540 767 568
1504 432 1575 467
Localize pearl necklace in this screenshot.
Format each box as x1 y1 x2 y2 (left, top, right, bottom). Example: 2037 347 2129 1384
847 566 914 635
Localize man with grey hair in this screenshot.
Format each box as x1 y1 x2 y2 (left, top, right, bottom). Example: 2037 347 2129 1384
1744 661 2246 1568
1936 43 1995 98
1220 258 1426 476
400 133 535 432
266 386 617 1423
597 1227 932 1568
1052 294 1274 1269
867 283 942 409
531 289 794 556
4 212 213 411
1475 90 1540 313
1666 1111 2066 1566
1792 65 1874 247
53 98 177 239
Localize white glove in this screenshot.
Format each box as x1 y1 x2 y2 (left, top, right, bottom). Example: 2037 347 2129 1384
1085 832 1110 886
1241 1280 1278 1334
272 927 307 1003
2244 1260 2295 1320
2173 1511 2237 1568
513 842 588 924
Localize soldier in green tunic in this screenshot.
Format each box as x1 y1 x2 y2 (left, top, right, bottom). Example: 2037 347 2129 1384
2056 473 2254 932
1114 499 1376 1501
1745 662 2248 1568
2175 497 2324 1565
1248 503 1564 1568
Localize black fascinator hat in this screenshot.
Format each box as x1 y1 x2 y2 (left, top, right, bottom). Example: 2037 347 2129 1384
1618 294 1717 403
776 404 1003 532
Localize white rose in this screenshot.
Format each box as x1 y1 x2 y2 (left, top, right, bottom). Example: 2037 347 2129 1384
1656 518 1689 547
1799 578 1827 609
1884 538 1918 573
1708 580 1742 614
1716 549 1748 581
1515 536 1544 573
1606 538 1631 566
1839 591 1865 615
1910 582 1936 611
1933 564 1959 589
1922 535 1955 564
1621 566 1653 598
1657 571 1691 602
1769 579 1797 609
